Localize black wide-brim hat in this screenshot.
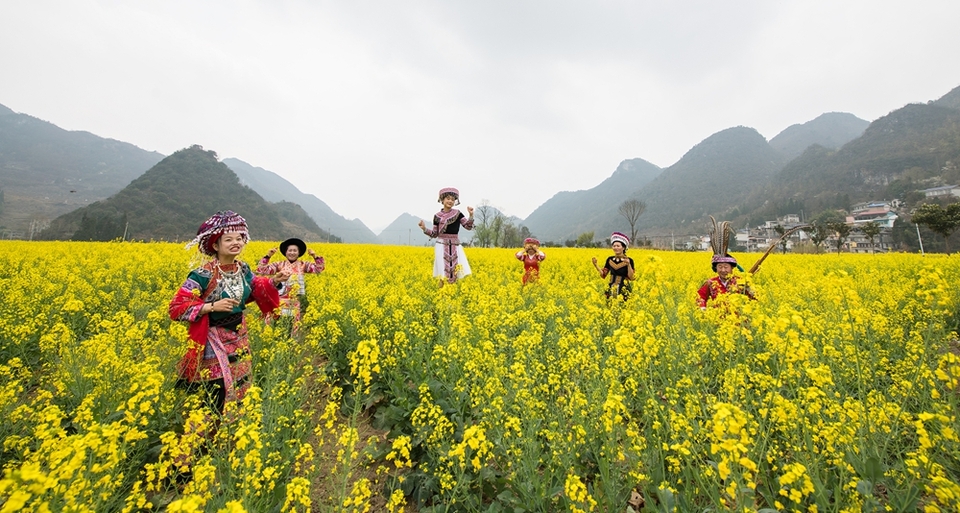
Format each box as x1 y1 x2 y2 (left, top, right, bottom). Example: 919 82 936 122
280 237 307 258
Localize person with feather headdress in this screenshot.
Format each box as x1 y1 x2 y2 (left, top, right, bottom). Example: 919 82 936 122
697 217 755 310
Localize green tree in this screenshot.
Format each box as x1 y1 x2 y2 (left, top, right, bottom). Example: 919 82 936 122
827 221 852 254
576 231 595 247
911 202 960 253
813 209 845 226
804 222 831 253
858 222 882 254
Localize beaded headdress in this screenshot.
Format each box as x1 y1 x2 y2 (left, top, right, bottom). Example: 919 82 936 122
186 210 250 256
708 216 738 271
438 187 460 205
610 232 630 248
523 237 540 250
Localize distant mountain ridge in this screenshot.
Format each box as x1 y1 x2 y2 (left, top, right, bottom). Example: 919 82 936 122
934 84 960 111
223 158 379 243
0 102 378 241
40 146 327 242
6 82 960 243
0 102 164 235
618 127 783 233
378 213 426 245
754 102 960 218
523 158 662 242
769 112 869 161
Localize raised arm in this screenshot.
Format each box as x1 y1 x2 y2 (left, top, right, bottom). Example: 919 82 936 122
303 249 326 273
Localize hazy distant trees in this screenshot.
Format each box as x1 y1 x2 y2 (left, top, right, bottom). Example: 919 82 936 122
472 202 501 248
858 221 882 254
471 201 532 248
803 223 830 253
827 221 852 254
618 199 646 243
73 210 127 241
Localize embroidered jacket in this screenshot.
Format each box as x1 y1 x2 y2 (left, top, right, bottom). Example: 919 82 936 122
696 275 755 308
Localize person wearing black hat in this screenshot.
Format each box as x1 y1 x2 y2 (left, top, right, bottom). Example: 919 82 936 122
257 237 325 323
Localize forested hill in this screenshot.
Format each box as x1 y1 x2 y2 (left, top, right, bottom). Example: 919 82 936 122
522 158 662 242
223 157 379 244
40 145 330 242
742 102 960 223
934 84 960 110
621 126 783 233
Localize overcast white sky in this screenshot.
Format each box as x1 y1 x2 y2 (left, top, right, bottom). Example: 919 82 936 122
2 1 959 232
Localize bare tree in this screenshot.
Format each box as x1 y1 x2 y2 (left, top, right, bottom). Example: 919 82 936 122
618 199 647 243
473 200 499 247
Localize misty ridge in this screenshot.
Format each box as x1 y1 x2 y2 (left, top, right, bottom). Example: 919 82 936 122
1 83 959 249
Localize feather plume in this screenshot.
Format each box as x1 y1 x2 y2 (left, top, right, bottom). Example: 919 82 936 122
708 216 734 256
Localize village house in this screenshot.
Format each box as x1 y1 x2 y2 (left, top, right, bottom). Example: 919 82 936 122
846 200 900 253
919 185 960 199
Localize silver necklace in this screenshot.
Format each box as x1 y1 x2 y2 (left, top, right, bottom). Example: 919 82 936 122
216 262 245 299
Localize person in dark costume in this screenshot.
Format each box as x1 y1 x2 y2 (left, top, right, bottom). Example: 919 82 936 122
592 231 635 299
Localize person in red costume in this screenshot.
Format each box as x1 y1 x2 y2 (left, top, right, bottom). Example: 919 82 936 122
516 237 546 284
697 217 755 309
169 211 288 414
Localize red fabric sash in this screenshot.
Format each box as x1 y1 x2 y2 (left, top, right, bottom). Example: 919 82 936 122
169 268 280 382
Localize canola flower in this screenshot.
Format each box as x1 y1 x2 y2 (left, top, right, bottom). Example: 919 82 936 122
1 241 959 511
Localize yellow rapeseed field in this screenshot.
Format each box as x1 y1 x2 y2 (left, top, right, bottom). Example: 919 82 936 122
1 240 959 512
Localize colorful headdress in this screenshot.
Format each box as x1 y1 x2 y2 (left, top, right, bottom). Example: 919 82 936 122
523 237 540 250
438 187 460 205
708 216 738 271
186 210 250 256
280 237 307 259
610 231 630 248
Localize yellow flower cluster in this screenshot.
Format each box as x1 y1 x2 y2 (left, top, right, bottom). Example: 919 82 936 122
2 241 960 511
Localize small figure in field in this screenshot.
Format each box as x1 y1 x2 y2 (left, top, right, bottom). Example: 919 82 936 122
169 211 288 414
257 237 325 326
516 237 546 285
418 187 474 285
592 231 635 300
697 217 755 310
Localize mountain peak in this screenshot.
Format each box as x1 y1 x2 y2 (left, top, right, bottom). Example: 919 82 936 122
40 145 323 242
769 112 869 161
